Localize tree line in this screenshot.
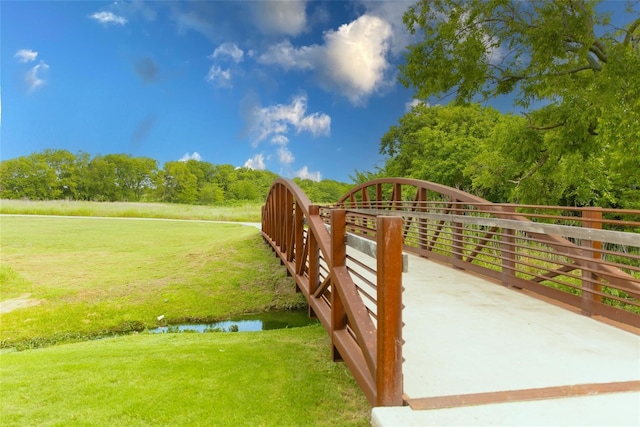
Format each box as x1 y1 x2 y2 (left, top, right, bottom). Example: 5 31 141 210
0 149 352 204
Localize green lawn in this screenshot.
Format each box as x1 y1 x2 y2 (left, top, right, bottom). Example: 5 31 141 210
0 214 370 425
0 328 369 426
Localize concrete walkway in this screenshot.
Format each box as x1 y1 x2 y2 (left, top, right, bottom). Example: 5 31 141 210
372 254 640 426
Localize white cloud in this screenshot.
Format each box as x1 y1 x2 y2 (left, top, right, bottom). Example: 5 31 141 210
205 66 232 88
179 152 202 162
278 147 295 164
359 1 415 56
321 15 392 103
259 40 316 70
15 50 49 93
258 15 393 104
271 135 289 145
25 61 49 93
14 49 38 63
405 99 428 112
209 43 244 63
250 95 330 145
245 95 329 168
295 166 321 182
254 0 307 36
244 154 266 170
90 11 128 25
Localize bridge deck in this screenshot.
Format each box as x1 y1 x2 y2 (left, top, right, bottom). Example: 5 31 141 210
372 253 640 426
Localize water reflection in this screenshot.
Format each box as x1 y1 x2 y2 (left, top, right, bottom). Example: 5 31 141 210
148 310 317 334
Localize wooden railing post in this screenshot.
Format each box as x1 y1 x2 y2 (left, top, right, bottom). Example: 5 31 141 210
283 191 295 262
418 188 428 252
275 184 282 249
582 207 603 315
376 216 403 407
501 205 516 287
452 199 464 268
330 209 347 362
280 185 287 251
308 205 320 319
392 183 402 210
294 202 304 275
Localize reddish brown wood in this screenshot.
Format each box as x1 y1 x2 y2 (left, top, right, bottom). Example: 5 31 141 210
392 183 402 209
582 208 603 313
406 381 640 410
451 198 464 268
330 209 347 362
418 187 428 251
308 205 320 299
376 216 404 406
500 205 517 287
294 203 304 274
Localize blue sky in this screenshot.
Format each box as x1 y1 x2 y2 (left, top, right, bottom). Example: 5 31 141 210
1 1 633 182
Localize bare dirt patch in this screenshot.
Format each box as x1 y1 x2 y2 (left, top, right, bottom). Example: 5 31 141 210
0 294 42 314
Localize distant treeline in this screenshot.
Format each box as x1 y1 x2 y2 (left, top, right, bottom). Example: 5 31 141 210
0 149 352 204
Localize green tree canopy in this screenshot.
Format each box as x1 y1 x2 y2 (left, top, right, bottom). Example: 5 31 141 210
381 103 501 192
398 0 640 206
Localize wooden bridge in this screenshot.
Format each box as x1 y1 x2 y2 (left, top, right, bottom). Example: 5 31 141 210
261 178 640 425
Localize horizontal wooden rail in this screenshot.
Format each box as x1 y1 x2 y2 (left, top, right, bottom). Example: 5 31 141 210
350 209 640 247
324 224 409 272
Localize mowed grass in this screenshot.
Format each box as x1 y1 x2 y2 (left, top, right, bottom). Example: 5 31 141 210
0 215 371 425
0 199 262 222
0 328 370 426
0 215 304 348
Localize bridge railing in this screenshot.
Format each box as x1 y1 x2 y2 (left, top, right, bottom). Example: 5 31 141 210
261 178 404 406
335 178 640 329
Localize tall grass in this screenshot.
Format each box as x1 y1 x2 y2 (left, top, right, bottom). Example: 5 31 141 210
0 199 262 222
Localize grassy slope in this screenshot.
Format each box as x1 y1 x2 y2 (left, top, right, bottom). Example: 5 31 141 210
1 216 305 347
0 328 369 426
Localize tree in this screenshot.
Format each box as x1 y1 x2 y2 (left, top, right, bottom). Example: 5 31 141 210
199 182 225 204
401 0 640 206
102 154 157 201
161 161 198 204
381 103 501 192
83 155 118 201
469 113 615 205
230 168 279 201
211 164 238 196
0 154 57 200
40 149 79 199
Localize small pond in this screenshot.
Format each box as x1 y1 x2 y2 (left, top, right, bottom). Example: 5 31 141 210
148 310 317 334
